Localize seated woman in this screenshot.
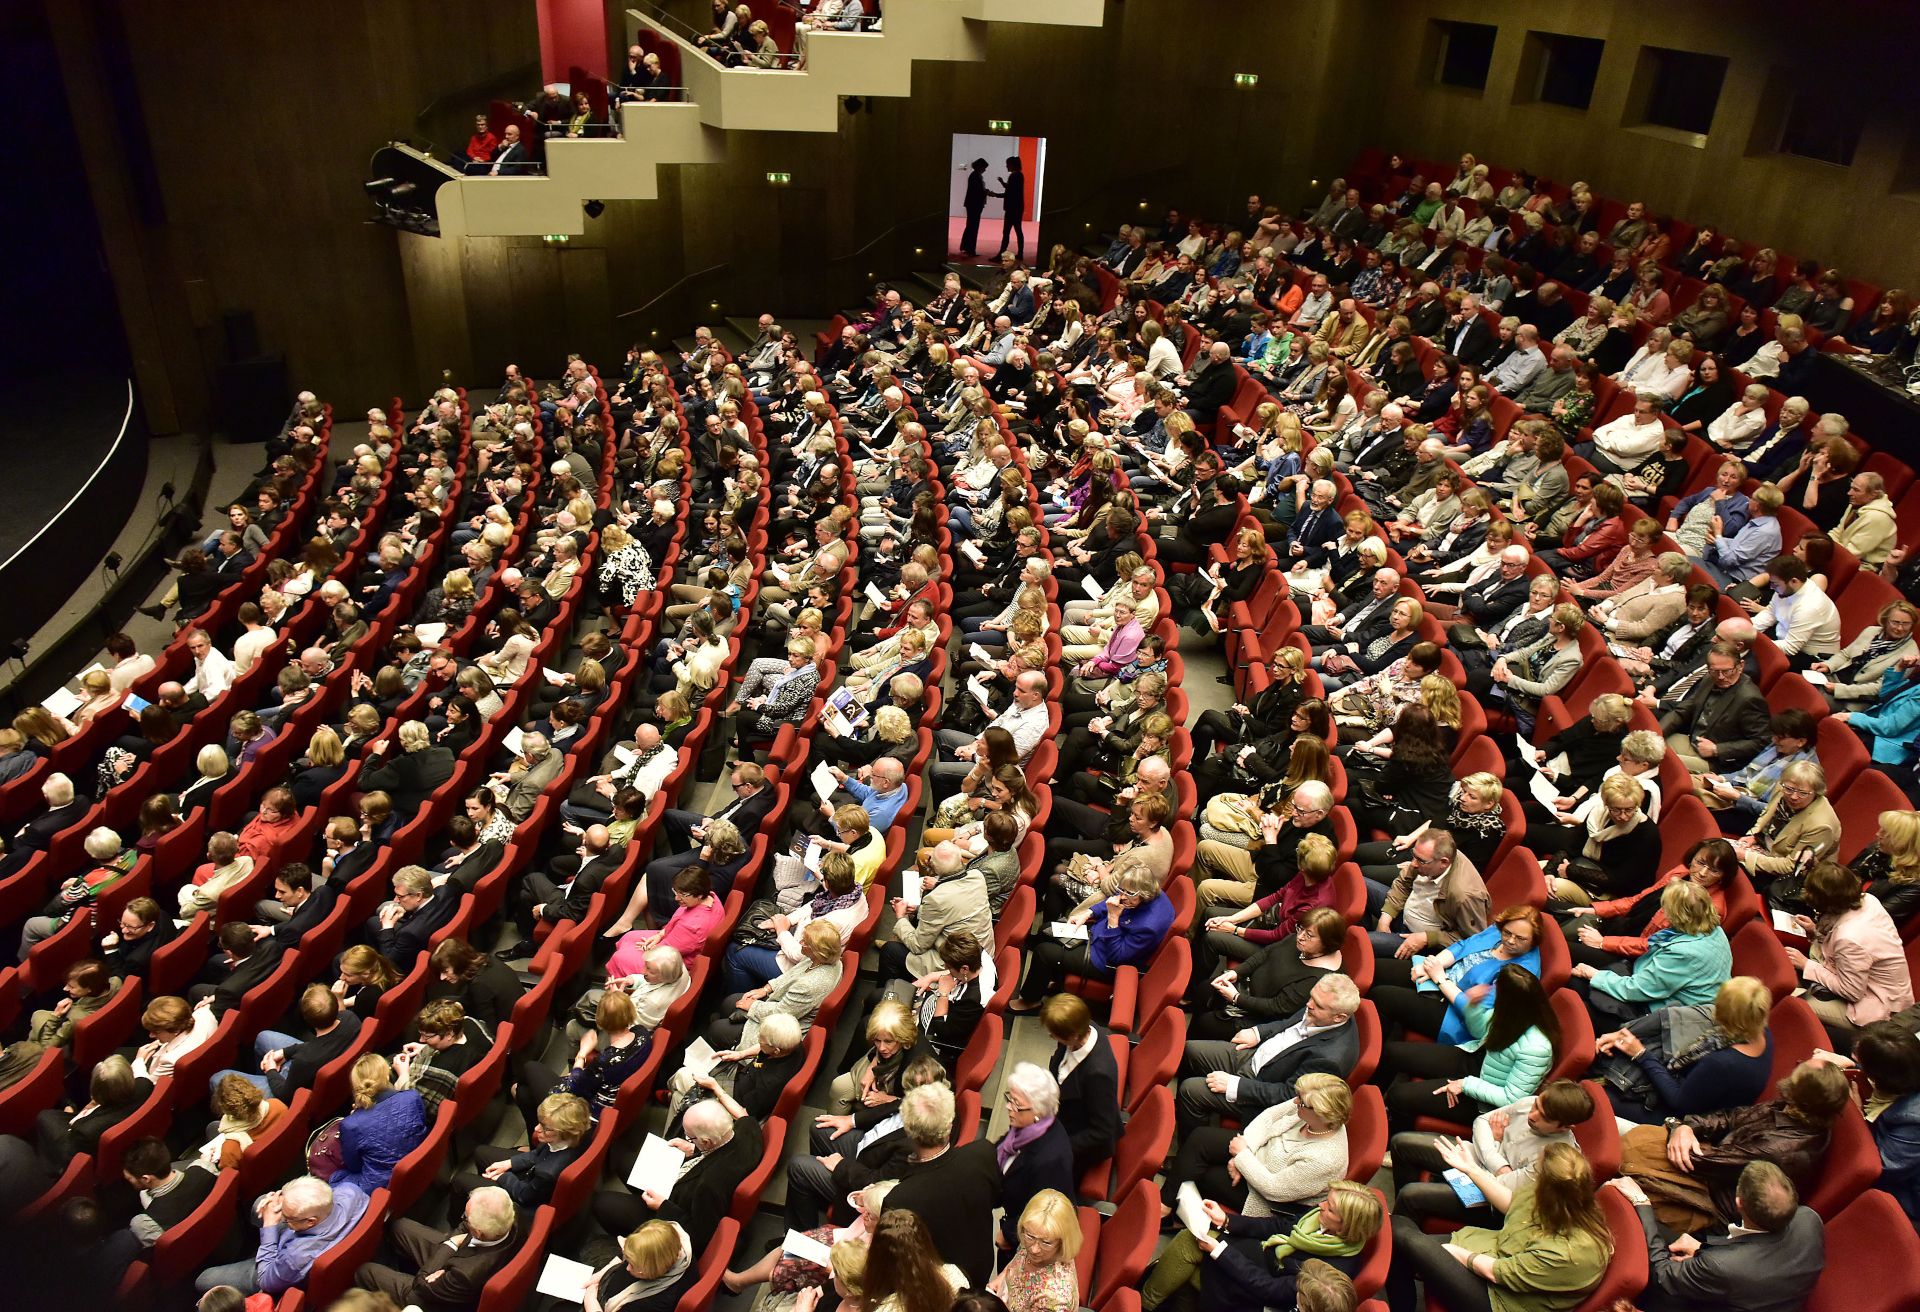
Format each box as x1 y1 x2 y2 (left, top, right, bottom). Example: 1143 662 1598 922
819 999 919 1133
562 1219 696 1312
1784 859 1916 1050
178 830 253 918
1328 641 1444 737
1152 1073 1354 1298
1351 771 1506 890
1011 866 1175 1011
1377 962 1557 1132
721 1178 893 1303
1196 906 1347 1040
27 958 115 1050
1198 832 1339 980
34 1054 147 1169
1825 1022 1920 1227
1561 837 1736 970
707 920 844 1049
1344 704 1454 838
1369 905 1543 1045
131 993 219 1081
1616 1059 1850 1233
515 989 653 1126
1533 774 1663 905
472 609 539 685
608 865 720 965
1385 1142 1611 1312
724 851 865 995
988 1188 1084 1312
1174 1181 1381 1312
664 1011 807 1132
993 1068 1078 1254
1570 879 1730 1029
329 1053 427 1192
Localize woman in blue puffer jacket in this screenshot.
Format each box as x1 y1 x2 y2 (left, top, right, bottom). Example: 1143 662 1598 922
332 1052 428 1192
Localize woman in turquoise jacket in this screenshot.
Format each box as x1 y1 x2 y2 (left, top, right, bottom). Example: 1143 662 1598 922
1570 879 1731 1028
1379 962 1557 1131
1840 657 1920 770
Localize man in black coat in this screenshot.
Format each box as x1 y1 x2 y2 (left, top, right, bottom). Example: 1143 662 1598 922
1174 975 1363 1131
1042 995 1121 1174
512 825 619 938
99 896 172 981
0 774 89 879
190 921 284 1014
1179 342 1239 426
1154 477 1241 566
1299 565 1402 653
593 1102 763 1251
253 863 339 953
1448 546 1533 628
959 158 990 257
368 866 461 963
882 1084 1003 1288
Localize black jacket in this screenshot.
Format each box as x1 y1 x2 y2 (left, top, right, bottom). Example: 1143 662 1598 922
997 1119 1077 1246
884 1140 1004 1288
1049 1028 1122 1172
359 746 456 812
1183 361 1238 423
270 882 340 952
657 1115 763 1250
1459 570 1531 624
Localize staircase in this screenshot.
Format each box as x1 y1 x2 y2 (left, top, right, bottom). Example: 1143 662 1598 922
433 0 1104 239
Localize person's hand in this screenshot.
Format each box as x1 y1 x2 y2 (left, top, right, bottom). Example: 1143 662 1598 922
666 1137 696 1156
1570 963 1598 980
1205 915 1236 933
1604 1175 1650 1207
1200 1198 1230 1228
52 997 71 1017
640 1189 667 1209
1438 1079 1466 1107
1395 931 1428 959
1784 944 1808 969
1434 1135 1474 1172
1226 1160 1242 1187
814 1112 855 1135
1442 1242 1476 1269
1666 1124 1700 1171
260 1196 286 1228
1612 1032 1645 1059
1576 924 1604 949
1483 1109 1509 1140
1067 908 1092 927
481 1160 511 1180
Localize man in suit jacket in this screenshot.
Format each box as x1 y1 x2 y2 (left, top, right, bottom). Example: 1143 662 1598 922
1155 478 1242 567
593 1102 763 1251
369 866 460 963
495 734 562 824
1436 547 1531 630
882 1084 1003 1289
1286 481 1346 568
1660 642 1773 773
661 762 775 855
0 774 88 879
1175 975 1363 1131
1043 995 1122 1173
356 1186 522 1312
318 819 379 891
1441 303 1495 368
191 921 284 1014
1613 1161 1824 1312
255 863 338 952
514 825 618 936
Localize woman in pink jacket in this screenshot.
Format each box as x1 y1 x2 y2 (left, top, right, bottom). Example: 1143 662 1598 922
1786 859 1915 1047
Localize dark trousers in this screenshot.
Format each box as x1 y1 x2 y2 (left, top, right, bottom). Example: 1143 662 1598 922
960 205 984 255
1017 937 1094 1003
1390 1131 1496 1229
1189 709 1239 761
1385 1213 1495 1312
1165 1126 1248 1209
998 214 1025 260
1377 1042 1485 1131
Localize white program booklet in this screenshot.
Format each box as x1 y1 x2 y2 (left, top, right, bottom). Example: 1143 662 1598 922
1083 575 1105 601
626 1134 683 1196
959 541 985 565
811 760 840 803
968 641 995 666
681 1036 720 1081
536 1255 599 1302
1528 770 1563 812
612 744 637 769
1801 670 1830 686
782 1229 834 1267
502 726 525 759
40 687 82 720
901 869 923 909
413 622 448 647
864 581 891 609
1175 1181 1212 1240
1048 921 1090 941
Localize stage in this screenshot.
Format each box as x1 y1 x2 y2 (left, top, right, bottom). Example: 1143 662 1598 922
944 214 1032 264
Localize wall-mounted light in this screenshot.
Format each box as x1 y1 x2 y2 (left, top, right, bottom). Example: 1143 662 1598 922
766 171 792 185
1137 200 1149 211
542 233 570 244
913 247 925 257
987 118 1012 132
1232 73 1259 88
709 301 721 311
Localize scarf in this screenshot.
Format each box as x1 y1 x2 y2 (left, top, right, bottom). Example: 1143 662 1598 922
1582 803 1640 860
1837 632 1909 679
996 1114 1057 1172
600 1222 693 1310
1259 1207 1364 1259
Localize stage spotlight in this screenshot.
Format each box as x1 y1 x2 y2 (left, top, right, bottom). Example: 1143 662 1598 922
584 199 606 218
103 552 123 575
390 181 418 200
159 481 176 502
364 177 396 196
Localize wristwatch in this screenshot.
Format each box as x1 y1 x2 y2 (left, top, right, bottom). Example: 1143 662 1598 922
1663 1116 1684 1132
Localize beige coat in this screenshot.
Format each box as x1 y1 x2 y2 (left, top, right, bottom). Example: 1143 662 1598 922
1604 582 1690 642
1742 794 1841 876
1832 495 1900 566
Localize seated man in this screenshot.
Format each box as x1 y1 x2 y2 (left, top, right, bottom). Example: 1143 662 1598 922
1607 1160 1824 1312
592 1099 764 1251
1388 1080 1595 1229
880 842 994 984
1659 641 1772 776
1174 973 1363 1132
367 865 461 963
208 983 363 1102
355 1184 521 1312
109 1135 221 1271
195 1174 372 1296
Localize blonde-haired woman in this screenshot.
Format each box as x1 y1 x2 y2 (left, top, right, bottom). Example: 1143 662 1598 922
723 1180 893 1301
711 919 843 1049
824 999 919 1122
1182 1179 1383 1312
573 1218 696 1312
330 1052 427 1191
1148 1073 1354 1306
990 1189 1083 1312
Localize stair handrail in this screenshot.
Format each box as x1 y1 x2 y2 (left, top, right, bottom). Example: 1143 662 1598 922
616 262 732 320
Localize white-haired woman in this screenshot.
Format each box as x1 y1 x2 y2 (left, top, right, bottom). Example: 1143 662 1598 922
995 1063 1077 1252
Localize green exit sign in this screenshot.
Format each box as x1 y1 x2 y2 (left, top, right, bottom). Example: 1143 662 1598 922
766 172 792 185
987 118 1012 132
1233 72 1259 87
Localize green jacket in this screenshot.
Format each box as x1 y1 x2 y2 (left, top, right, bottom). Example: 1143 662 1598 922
1589 927 1730 1008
